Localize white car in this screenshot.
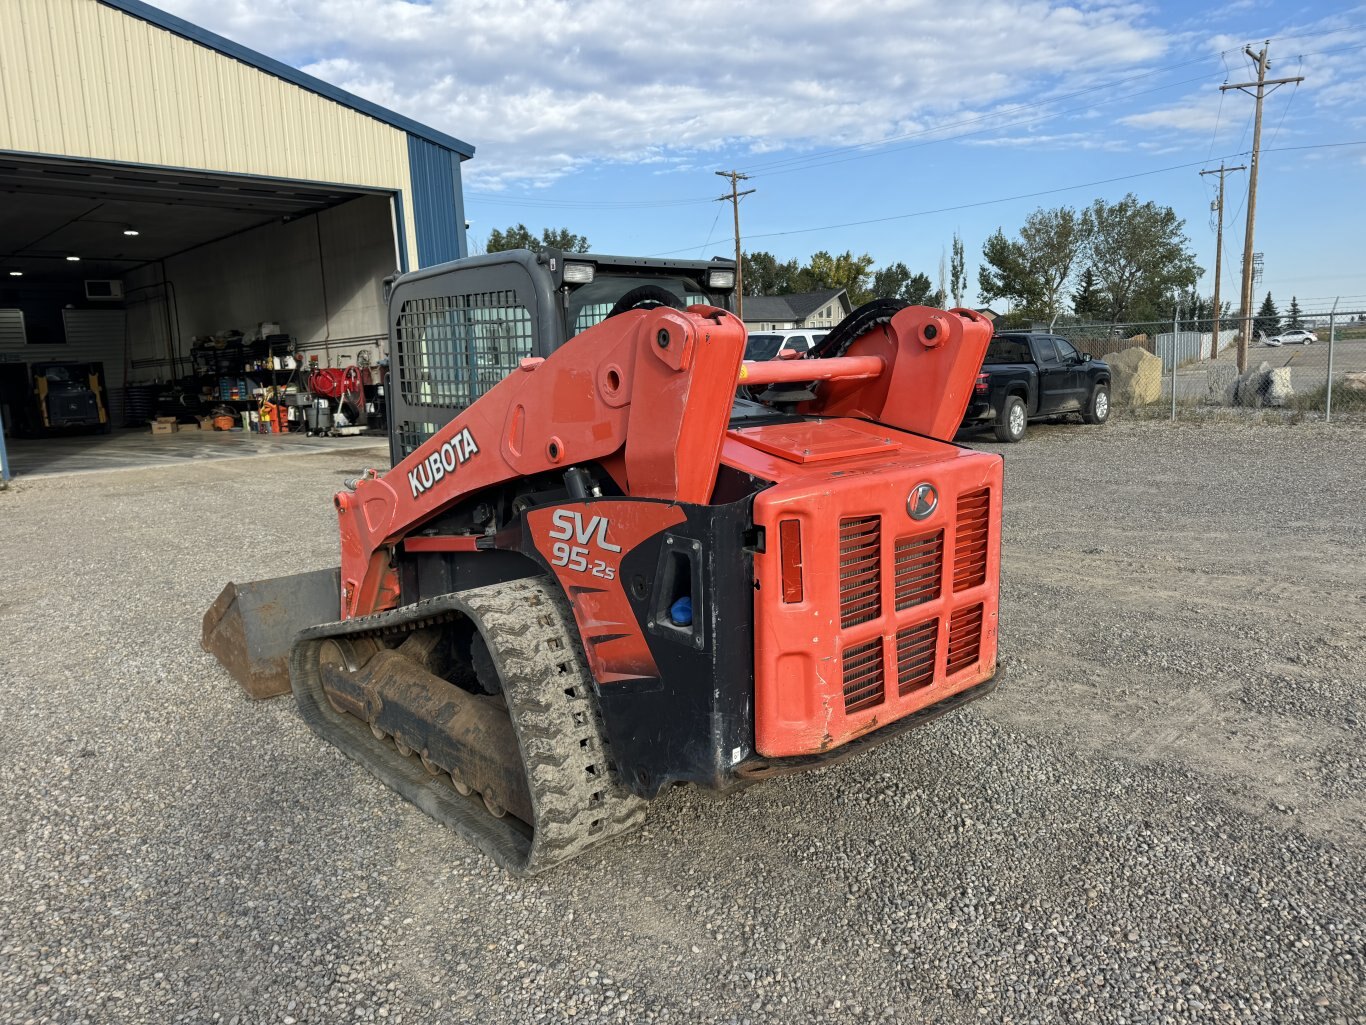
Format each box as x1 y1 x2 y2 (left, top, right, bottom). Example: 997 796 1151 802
743 329 830 361
1265 329 1317 346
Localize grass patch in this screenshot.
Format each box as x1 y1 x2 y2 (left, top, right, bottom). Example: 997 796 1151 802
1290 382 1366 412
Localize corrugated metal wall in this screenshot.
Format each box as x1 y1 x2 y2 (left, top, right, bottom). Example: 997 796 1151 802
0 0 423 269
407 137 468 267
0 309 128 423
0 310 25 349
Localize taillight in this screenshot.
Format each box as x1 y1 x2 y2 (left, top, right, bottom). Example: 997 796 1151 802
974 372 989 394
779 519 804 603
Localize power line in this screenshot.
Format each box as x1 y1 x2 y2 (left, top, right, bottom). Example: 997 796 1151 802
740 46 1252 177
696 201 724 259
741 71 1228 180
649 139 1366 257
464 40 1363 217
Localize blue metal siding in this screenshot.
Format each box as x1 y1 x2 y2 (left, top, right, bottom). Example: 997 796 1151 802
392 191 411 274
407 136 468 268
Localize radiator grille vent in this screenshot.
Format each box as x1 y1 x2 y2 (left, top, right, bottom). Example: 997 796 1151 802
947 603 985 675
894 530 942 610
953 488 991 592
839 516 882 628
896 620 938 695
842 638 885 713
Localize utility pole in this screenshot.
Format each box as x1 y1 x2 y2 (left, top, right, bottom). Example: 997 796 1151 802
1199 163 1245 360
1222 42 1303 372
715 170 755 319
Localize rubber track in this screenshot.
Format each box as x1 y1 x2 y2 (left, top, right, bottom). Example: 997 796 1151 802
805 298 910 361
290 577 647 876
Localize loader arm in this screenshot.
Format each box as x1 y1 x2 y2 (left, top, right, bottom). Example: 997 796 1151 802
335 304 748 620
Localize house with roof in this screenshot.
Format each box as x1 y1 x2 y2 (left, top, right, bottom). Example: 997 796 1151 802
741 289 851 331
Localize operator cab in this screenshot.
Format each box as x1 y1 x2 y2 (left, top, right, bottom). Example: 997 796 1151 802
384 249 737 463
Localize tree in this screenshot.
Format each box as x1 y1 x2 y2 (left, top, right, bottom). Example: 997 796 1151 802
741 251 801 296
978 206 1085 323
1164 287 1215 331
1073 268 1101 318
1255 292 1280 338
1082 194 1201 323
486 223 590 254
796 250 877 306
978 230 1039 314
950 232 967 308
1286 296 1304 329
870 263 936 304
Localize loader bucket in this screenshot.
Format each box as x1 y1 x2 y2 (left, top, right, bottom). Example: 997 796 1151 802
201 568 341 699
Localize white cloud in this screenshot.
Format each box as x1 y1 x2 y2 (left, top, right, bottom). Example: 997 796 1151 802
1121 92 1237 135
153 0 1170 187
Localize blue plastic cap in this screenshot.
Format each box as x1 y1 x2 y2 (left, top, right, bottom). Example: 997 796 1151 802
669 596 693 627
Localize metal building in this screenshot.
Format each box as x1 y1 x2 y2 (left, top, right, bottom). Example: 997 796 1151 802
0 0 474 477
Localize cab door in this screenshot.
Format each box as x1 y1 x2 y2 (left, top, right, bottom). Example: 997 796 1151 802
1032 336 1070 413
1050 337 1089 410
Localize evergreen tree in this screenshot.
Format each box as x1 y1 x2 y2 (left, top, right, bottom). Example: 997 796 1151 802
1254 292 1280 339
1072 268 1100 318
950 232 967 308
1286 296 1304 330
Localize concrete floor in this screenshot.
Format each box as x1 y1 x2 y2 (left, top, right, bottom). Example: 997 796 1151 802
3 425 389 478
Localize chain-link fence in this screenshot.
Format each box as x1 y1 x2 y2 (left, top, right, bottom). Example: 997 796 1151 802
1043 309 1366 421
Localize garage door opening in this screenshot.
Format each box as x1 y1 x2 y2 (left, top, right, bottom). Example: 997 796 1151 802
0 153 403 477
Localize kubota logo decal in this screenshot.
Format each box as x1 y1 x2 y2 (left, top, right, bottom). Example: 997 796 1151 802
408 427 479 499
908 482 938 520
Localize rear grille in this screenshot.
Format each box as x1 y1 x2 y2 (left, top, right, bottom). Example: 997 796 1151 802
953 488 991 592
842 637 885 712
894 530 942 610
947 603 985 675
839 516 881 628
896 620 938 695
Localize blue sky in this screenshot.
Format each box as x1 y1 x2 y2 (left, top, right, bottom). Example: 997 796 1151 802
159 0 1366 319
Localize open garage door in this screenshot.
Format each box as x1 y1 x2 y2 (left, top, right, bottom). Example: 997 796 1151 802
0 154 401 476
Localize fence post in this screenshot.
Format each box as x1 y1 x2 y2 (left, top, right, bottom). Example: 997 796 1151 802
1170 306 1178 421
0 415 10 487
1325 298 1338 423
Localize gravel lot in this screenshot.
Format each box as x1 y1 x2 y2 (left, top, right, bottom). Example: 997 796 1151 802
2 418 1363 1024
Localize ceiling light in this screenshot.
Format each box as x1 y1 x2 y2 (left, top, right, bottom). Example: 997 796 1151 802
7 270 22 277
122 226 140 236
65 255 81 262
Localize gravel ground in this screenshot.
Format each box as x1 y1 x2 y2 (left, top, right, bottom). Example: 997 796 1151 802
1 419 1363 1024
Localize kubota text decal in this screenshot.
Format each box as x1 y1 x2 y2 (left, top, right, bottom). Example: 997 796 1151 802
408 428 479 499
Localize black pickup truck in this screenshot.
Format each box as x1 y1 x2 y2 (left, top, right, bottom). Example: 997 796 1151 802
961 332 1111 442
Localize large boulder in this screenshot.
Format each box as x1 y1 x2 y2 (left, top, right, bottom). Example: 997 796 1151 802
1341 371 1366 393
1228 361 1293 407
1207 363 1238 402
1264 366 1294 407
1106 346 1163 407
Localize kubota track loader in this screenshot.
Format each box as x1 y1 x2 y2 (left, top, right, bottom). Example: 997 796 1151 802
203 249 1003 875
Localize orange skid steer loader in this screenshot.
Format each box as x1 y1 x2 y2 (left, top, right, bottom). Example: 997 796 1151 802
202 249 1003 875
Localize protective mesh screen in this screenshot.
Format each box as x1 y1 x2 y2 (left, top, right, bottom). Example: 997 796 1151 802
395 291 533 409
